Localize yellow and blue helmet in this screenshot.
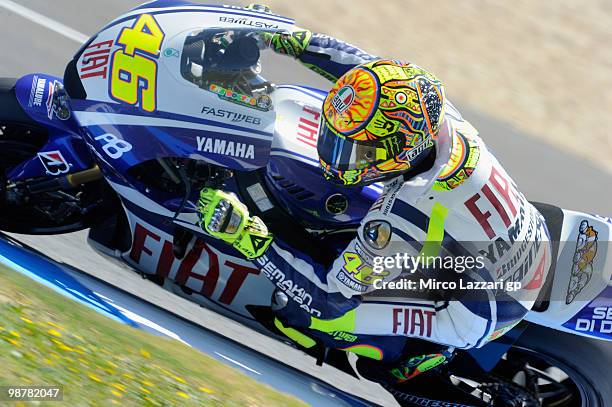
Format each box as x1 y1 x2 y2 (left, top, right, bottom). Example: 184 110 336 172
317 59 445 186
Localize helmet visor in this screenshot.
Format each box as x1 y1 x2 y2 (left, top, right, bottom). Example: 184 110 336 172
317 123 404 171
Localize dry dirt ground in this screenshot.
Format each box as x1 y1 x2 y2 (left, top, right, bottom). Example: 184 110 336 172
265 0 612 173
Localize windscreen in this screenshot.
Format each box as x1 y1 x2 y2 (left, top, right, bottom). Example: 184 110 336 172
180 28 281 111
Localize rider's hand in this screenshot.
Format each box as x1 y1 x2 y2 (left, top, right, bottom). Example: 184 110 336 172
197 188 273 259
265 29 312 58
244 3 272 13
244 4 312 58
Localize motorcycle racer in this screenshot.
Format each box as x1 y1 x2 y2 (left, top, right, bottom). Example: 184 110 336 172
197 16 552 385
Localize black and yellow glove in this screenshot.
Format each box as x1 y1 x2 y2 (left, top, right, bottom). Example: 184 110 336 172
244 4 312 58
266 29 312 58
197 188 273 259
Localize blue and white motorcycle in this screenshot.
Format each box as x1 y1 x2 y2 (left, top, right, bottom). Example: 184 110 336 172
1 2 611 406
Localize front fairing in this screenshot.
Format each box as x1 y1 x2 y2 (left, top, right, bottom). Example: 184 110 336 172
7 74 95 181
66 4 295 177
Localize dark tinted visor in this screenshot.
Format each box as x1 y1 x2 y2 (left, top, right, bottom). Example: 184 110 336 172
317 122 404 171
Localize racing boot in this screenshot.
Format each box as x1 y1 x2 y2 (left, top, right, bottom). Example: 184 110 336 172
356 347 454 385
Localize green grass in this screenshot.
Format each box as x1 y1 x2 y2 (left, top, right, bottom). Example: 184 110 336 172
0 266 307 406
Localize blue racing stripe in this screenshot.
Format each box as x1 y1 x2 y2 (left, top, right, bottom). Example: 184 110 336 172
0 239 136 327
72 102 273 138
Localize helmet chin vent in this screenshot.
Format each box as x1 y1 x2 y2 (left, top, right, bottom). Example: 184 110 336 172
271 175 315 201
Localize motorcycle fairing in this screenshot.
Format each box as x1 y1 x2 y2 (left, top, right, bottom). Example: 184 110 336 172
67 6 295 173
111 186 276 326
7 74 94 181
526 210 612 341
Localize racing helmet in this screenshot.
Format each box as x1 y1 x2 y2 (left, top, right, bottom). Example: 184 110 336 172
317 59 445 186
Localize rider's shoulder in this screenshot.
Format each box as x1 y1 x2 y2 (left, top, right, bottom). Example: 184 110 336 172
432 121 485 193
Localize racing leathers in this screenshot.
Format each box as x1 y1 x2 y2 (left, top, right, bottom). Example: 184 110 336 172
257 31 552 363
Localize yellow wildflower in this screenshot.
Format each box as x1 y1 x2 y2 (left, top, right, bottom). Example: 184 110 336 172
111 390 123 398
44 358 54 365
176 391 190 399
6 338 20 347
173 376 186 384
10 330 20 338
47 321 64 330
78 358 90 366
47 329 62 338
139 348 151 358
107 360 118 369
122 373 134 380
20 317 33 324
141 380 154 387
111 383 126 392
140 387 151 395
199 387 214 394
51 339 74 352
158 367 171 375
88 373 102 382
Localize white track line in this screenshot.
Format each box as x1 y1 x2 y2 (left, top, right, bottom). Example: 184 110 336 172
214 352 261 375
0 0 88 43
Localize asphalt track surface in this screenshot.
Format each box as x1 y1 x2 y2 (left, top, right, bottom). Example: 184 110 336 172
0 1 611 406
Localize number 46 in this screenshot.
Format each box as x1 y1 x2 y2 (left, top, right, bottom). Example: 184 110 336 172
110 14 164 112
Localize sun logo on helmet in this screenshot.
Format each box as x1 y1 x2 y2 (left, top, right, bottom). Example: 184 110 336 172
395 92 407 104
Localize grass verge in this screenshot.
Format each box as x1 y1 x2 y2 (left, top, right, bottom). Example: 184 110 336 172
0 266 306 406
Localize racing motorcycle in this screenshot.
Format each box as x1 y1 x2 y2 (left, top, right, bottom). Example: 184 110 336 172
1 2 611 406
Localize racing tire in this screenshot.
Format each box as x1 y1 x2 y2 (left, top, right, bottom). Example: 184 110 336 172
513 324 612 406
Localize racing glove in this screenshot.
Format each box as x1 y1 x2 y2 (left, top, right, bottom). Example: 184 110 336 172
197 188 273 259
265 29 312 58
245 4 312 58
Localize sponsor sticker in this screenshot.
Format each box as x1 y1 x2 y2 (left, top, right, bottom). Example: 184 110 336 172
218 16 279 29
29 76 46 108
163 47 180 58
255 254 322 316
331 85 355 114
37 151 71 176
208 84 272 111
201 106 262 125
566 220 598 304
196 136 255 160
391 306 435 338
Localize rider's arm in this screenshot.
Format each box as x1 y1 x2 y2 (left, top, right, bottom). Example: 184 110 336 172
258 238 364 322
268 29 379 82
196 187 362 322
